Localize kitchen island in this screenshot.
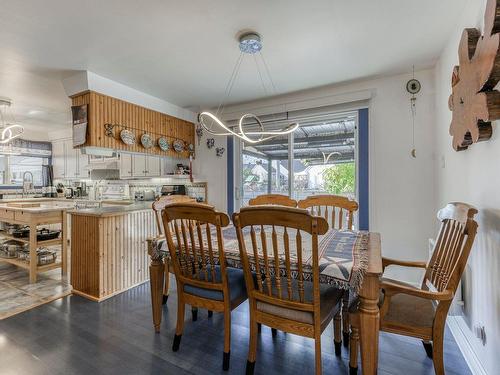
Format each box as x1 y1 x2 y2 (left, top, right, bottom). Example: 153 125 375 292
0 201 72 283
68 202 158 301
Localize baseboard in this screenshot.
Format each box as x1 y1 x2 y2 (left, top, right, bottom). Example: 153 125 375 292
447 316 487 375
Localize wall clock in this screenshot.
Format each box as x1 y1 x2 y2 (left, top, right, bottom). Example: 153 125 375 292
448 0 500 151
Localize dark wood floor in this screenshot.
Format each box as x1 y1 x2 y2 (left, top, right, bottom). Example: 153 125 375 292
0 280 471 375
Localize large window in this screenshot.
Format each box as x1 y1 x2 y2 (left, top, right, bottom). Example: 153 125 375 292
238 111 357 207
0 156 47 186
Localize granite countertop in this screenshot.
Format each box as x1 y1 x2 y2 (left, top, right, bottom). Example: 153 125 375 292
67 201 154 217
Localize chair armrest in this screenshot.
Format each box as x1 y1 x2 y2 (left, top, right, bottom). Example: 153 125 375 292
381 280 453 301
147 235 166 257
382 257 427 271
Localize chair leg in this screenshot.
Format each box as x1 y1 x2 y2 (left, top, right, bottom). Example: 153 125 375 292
271 328 277 337
422 340 433 358
162 262 170 305
208 310 213 318
349 326 359 374
192 307 198 321
246 318 258 375
173 296 185 352
334 311 342 356
342 291 350 347
222 309 231 371
432 329 445 375
257 323 262 333
314 336 322 375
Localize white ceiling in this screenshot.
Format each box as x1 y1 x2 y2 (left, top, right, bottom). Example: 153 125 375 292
0 0 467 131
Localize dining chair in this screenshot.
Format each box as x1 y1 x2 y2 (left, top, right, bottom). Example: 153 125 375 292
298 194 359 349
348 202 478 375
233 206 344 375
162 202 248 371
248 193 297 207
151 195 195 304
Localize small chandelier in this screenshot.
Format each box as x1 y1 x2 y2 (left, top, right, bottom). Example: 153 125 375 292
198 32 299 144
0 99 24 144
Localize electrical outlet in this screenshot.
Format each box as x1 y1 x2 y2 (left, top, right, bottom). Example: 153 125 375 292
474 324 487 346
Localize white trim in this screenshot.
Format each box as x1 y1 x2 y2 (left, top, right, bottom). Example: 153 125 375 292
447 316 487 375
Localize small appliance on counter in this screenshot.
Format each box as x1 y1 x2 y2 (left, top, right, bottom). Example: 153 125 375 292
134 189 156 201
161 184 186 196
42 186 58 198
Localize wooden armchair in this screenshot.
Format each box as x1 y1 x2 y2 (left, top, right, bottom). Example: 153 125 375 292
349 202 478 375
232 206 344 375
151 195 195 304
248 193 297 207
163 203 248 371
298 194 359 349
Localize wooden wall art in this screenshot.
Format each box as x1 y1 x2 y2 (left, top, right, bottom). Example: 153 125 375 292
448 0 500 151
71 91 195 158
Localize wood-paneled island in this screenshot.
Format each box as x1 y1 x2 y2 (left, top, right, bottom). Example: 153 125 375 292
68 202 158 302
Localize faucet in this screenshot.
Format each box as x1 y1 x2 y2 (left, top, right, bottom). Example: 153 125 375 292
22 171 34 198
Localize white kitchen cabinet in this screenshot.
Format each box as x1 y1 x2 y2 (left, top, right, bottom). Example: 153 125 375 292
147 156 160 177
119 153 133 178
132 154 147 177
52 140 66 179
119 153 161 178
78 152 89 178
51 138 89 179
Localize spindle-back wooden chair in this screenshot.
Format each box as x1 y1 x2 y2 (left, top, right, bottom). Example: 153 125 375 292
248 193 297 207
233 206 343 375
162 203 247 371
151 195 195 304
349 202 478 375
298 194 359 348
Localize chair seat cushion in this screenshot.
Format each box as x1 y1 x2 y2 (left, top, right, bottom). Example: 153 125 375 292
183 266 247 303
348 277 435 328
256 278 343 325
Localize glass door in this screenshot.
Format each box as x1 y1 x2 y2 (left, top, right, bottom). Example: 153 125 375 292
234 111 358 211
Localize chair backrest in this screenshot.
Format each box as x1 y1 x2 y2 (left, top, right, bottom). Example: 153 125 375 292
162 202 230 292
248 194 297 207
232 206 328 321
152 195 195 234
297 194 358 230
422 202 478 294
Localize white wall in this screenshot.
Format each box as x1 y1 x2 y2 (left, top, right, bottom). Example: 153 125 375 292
434 1 498 374
200 69 437 282
192 132 228 211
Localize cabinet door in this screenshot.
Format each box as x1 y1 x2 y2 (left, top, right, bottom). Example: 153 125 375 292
77 149 89 178
132 154 146 177
119 153 133 179
65 143 78 179
146 156 160 177
52 140 66 179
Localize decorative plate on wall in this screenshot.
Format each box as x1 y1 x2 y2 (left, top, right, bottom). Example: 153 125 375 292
141 133 154 149
173 140 184 153
158 137 170 151
120 129 136 145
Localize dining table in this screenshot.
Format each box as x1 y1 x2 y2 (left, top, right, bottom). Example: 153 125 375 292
148 225 382 375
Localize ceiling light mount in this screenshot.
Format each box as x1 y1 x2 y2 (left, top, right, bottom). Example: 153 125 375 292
238 32 262 54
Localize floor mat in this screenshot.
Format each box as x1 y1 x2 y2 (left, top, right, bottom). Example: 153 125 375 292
0 263 71 319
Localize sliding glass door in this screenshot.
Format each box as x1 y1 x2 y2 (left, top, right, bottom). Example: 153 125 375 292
235 110 358 209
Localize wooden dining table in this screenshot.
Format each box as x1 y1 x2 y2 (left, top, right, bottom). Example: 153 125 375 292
148 227 382 374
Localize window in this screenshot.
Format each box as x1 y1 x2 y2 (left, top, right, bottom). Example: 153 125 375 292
1 156 47 186
237 110 357 208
